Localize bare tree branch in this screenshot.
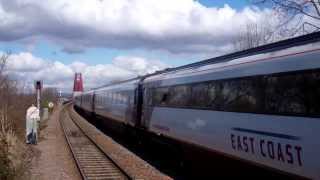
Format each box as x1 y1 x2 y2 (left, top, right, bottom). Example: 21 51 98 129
311 0 320 17
252 0 320 36
233 21 276 51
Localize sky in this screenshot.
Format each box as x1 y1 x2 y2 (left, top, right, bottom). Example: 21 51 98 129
0 0 276 92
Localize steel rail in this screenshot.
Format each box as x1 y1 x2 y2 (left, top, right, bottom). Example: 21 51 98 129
60 104 130 180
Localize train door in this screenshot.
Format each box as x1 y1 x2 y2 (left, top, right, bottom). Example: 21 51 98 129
140 86 154 130
134 84 143 128
92 92 96 114
80 95 82 108
125 90 132 125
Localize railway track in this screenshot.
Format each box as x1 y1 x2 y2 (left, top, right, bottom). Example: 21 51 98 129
60 104 130 180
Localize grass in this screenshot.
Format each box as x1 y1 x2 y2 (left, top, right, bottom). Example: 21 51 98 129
0 119 34 180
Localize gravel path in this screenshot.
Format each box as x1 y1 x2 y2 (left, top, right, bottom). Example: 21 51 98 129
29 105 81 180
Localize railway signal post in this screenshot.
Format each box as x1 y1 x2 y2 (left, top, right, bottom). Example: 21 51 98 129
35 80 42 111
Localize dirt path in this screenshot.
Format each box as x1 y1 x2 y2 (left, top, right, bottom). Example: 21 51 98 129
29 105 81 180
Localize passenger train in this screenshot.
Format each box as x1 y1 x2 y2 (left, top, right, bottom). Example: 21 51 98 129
74 32 320 179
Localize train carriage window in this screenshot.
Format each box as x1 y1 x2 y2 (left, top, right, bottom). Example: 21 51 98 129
126 92 129 104
145 89 153 106
167 85 191 107
121 92 125 104
130 92 134 105
191 83 209 108
107 92 111 104
223 78 259 112
122 93 126 104
118 93 122 104
208 81 223 110
113 93 117 104
153 87 169 106
265 70 320 116
119 93 123 104
103 93 106 105
119 93 122 104
115 93 118 104
123 92 127 104
148 89 153 106
149 69 320 117
115 93 119 104
96 94 99 105
306 71 320 115
112 92 114 104
266 74 307 115
101 93 104 105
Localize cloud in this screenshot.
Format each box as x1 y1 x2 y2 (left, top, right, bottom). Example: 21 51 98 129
5 52 168 91
7 52 47 72
113 56 168 75
0 0 274 55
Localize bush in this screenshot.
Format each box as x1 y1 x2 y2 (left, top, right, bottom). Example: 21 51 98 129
0 133 13 180
0 53 34 180
0 132 33 180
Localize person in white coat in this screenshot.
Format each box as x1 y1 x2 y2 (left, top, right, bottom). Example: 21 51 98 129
26 104 40 144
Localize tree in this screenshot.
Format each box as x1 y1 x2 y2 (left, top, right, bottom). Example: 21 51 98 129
0 53 34 180
233 21 275 51
253 0 320 20
252 0 320 35
0 53 9 89
0 53 11 134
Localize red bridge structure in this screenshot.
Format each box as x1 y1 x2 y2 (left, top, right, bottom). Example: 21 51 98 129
73 72 83 97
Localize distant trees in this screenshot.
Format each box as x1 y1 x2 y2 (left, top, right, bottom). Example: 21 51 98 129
0 53 12 135
0 53 30 135
233 22 275 51
0 53 9 91
233 0 320 51
41 87 58 108
253 0 320 20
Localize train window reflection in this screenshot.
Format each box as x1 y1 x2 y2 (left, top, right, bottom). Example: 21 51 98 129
265 71 320 116
208 82 223 110
191 83 209 108
153 87 169 106
224 79 258 112
150 69 320 117
168 85 191 107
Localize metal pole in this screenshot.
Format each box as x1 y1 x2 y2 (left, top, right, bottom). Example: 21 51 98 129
37 88 40 110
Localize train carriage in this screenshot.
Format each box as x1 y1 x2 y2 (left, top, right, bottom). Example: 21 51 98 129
74 93 82 107
93 78 141 127
141 36 320 179
79 90 95 113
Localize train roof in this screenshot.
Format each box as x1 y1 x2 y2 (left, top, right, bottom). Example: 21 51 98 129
144 32 320 78
91 77 140 90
